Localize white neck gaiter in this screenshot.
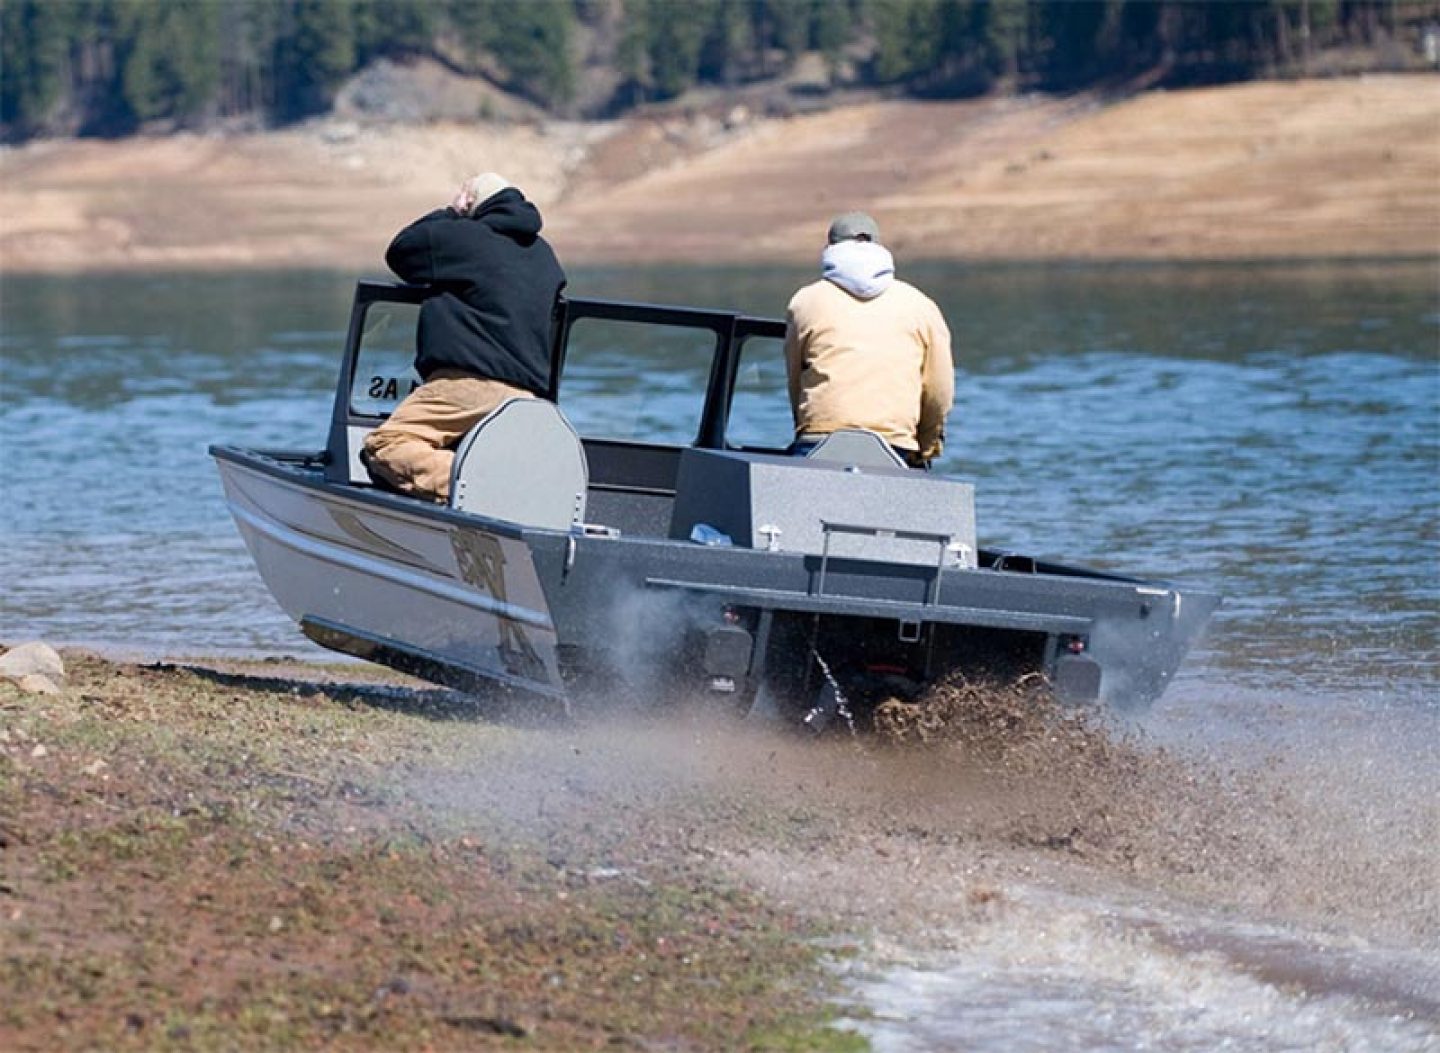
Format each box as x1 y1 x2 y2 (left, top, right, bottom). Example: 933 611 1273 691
821 240 895 300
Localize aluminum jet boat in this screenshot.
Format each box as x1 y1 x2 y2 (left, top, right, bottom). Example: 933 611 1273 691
211 281 1218 719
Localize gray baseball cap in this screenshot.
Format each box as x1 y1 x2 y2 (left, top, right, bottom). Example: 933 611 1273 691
827 211 881 244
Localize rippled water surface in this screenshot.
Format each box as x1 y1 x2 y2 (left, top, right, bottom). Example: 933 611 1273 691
4 263 1434 700
2 261 1437 1048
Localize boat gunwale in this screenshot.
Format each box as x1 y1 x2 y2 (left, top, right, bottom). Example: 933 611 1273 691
212 443 533 542
211 443 1217 607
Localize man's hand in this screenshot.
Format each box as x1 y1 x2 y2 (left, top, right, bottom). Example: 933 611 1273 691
918 429 944 465
449 182 477 216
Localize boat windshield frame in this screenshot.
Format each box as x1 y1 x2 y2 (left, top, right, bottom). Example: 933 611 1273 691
326 281 790 479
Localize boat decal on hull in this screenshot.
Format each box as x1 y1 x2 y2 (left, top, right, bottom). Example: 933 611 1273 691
327 506 448 575
229 502 553 631
230 469 448 577
451 529 548 683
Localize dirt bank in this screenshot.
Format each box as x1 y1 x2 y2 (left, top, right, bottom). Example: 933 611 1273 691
12 641 1440 1053
1 75 1435 273
0 654 861 1051
6 649 1437 1050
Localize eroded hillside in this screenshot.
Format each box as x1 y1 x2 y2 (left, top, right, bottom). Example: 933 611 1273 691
1 75 1435 271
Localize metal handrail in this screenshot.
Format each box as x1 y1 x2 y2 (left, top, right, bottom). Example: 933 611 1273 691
813 520 968 607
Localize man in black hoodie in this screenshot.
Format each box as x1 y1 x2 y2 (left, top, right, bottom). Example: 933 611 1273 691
361 173 567 502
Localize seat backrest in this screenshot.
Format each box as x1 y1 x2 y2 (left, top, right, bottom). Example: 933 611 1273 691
449 398 588 530
805 428 909 470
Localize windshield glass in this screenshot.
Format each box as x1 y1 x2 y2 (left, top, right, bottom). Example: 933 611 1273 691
349 301 420 417
558 316 718 446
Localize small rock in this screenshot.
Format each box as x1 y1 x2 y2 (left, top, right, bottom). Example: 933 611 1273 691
0 642 65 687
30 744 49 759
82 759 108 776
268 915 284 932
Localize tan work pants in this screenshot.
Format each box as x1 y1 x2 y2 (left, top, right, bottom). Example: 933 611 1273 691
361 370 534 502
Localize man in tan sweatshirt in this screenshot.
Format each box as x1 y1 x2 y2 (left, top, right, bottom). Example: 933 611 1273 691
783 212 954 467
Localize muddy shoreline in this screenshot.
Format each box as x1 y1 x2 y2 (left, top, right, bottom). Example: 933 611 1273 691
6 649 1437 1049
1 653 870 1050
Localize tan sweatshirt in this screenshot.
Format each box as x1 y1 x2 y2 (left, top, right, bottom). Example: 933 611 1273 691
783 277 954 456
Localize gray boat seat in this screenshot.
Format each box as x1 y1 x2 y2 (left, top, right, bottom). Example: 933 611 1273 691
449 398 588 530
805 428 909 469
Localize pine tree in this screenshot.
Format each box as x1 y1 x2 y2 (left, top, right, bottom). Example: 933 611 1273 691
487 1 577 106
646 0 709 99
1 0 77 132
983 0 1028 80
3 0 1436 142
276 0 356 121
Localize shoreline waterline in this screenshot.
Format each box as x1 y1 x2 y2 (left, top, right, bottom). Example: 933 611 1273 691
3 77 1436 273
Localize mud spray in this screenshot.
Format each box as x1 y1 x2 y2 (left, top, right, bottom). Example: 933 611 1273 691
408 675 1439 1050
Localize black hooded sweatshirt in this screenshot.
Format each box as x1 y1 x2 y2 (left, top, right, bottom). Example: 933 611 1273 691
385 189 567 394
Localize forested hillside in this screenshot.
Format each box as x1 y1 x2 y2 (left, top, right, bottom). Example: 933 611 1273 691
3 0 1438 141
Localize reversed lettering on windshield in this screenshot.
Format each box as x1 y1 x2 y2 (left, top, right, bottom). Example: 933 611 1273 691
350 372 420 416
366 375 419 401
350 299 423 416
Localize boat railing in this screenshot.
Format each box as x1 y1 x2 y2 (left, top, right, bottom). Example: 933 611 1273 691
813 520 973 614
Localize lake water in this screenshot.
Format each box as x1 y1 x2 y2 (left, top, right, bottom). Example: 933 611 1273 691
2 261 1437 1048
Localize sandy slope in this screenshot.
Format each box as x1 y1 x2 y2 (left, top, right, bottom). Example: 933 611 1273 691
1 75 1436 272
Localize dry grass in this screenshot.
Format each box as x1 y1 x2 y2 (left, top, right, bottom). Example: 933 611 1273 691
0 653 863 1052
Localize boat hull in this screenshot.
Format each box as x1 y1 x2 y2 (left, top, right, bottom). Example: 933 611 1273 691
216 449 565 699
213 446 1219 713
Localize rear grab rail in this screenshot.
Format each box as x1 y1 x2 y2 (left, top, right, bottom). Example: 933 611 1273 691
813 520 972 607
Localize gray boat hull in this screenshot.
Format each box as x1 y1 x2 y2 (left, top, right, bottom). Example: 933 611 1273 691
213 446 1218 713
216 449 566 699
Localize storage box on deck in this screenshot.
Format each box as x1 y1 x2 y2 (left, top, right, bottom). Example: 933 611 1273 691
668 448 977 568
